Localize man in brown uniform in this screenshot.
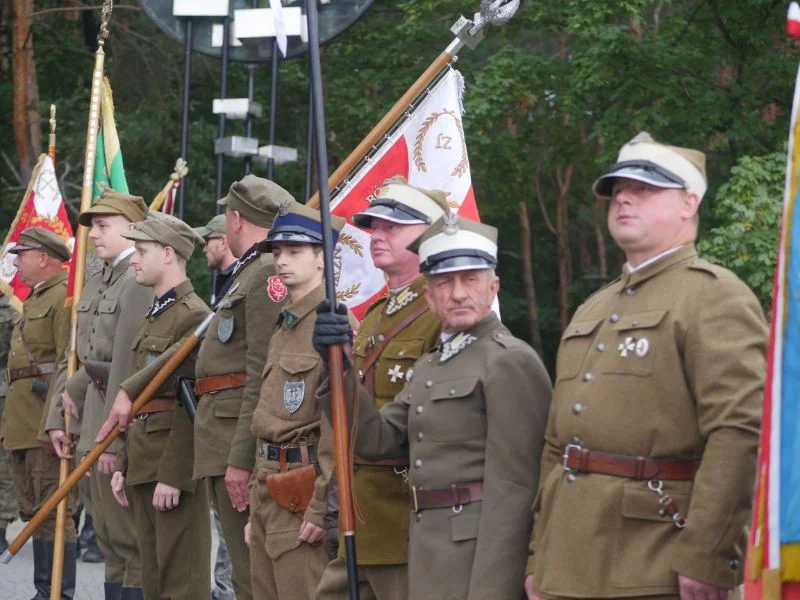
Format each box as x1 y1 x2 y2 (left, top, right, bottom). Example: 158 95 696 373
192 176 290 600
313 214 552 600
0 227 76 599
246 203 350 600
0 293 19 555
195 213 237 306
97 211 212 600
315 178 447 600
524 133 769 600
45 190 152 600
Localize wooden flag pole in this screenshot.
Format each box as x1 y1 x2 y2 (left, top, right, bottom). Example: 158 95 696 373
50 2 113 597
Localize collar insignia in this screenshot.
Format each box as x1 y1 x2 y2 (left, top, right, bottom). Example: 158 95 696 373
440 331 477 363
385 287 418 315
146 290 177 319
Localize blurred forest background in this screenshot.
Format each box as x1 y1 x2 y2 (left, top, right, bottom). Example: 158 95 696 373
0 0 795 369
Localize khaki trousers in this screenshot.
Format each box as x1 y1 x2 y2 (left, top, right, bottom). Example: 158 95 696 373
9 447 76 541
208 474 252 600
249 459 329 600
90 464 141 586
315 557 407 600
130 481 211 600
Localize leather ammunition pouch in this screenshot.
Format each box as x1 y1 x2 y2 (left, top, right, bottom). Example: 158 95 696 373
266 441 316 516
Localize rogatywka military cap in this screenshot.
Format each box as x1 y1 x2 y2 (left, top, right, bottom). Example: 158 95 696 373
352 176 450 228
193 214 227 240
121 210 203 260
9 226 72 262
78 189 148 226
408 212 498 275
217 174 296 228
593 132 707 201
263 202 346 251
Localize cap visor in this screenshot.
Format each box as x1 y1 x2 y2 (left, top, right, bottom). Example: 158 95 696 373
216 197 229 207
193 227 212 239
7 243 39 253
78 205 124 227
423 255 495 275
593 166 685 198
120 229 158 243
353 205 427 228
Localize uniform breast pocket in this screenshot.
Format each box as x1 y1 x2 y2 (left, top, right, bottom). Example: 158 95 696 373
273 353 320 420
139 334 172 367
602 310 667 377
373 338 425 401
23 305 54 346
97 298 118 316
430 376 485 442
555 318 603 382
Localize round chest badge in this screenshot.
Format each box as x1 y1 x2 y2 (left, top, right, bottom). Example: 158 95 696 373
267 276 288 303
635 337 650 358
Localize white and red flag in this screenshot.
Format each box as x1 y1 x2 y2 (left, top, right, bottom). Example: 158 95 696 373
0 154 75 312
330 68 480 320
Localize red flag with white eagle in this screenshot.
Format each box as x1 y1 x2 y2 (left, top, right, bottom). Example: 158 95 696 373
0 154 75 312
330 68 479 320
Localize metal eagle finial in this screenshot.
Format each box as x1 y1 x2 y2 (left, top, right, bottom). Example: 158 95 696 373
98 0 113 45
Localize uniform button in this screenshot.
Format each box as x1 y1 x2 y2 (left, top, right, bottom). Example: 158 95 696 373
610 313 620 323
449 389 455 395
425 380 433 388
582 373 593 382
596 343 606 352
10 351 15 357
417 432 424 441
571 436 582 444
414 459 423 468
398 350 405 356
625 287 635 295
728 559 740 570
415 405 424 415
415 513 423 521
566 473 577 483
631 320 639 326
572 403 584 414
377 335 385 342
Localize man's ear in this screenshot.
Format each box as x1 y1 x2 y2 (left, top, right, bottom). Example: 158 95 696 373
680 191 700 221
163 245 176 264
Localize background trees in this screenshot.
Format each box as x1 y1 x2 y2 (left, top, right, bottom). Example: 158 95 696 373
0 0 793 369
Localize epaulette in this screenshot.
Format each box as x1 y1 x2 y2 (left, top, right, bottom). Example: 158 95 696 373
687 257 726 279
363 293 389 318
491 330 526 349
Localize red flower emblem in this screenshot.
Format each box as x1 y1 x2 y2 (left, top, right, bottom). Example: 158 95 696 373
267 275 288 303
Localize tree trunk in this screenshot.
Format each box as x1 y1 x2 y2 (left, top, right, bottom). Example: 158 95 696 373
519 200 544 357
555 164 574 332
593 197 608 278
11 0 40 183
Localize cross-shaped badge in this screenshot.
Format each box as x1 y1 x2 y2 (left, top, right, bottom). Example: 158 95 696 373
388 364 405 383
618 336 635 358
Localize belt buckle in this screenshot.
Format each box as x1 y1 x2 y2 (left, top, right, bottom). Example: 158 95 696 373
562 443 582 472
411 485 419 513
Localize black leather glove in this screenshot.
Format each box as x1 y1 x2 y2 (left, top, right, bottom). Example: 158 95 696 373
313 299 352 370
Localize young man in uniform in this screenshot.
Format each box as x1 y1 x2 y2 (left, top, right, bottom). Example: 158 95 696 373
315 177 447 600
97 211 212 600
1 227 76 598
246 202 351 600
194 213 237 306
44 189 151 600
313 214 552 600
525 133 768 600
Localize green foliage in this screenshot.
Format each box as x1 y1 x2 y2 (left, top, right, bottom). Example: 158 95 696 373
698 151 785 311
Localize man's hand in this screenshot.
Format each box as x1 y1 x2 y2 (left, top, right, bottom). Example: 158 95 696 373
224 465 251 513
244 522 252 547
678 574 730 600
313 300 353 371
40 441 57 457
298 520 324 545
96 389 133 441
153 482 181 511
525 574 546 600
111 471 129 508
48 429 73 459
97 452 117 476
61 391 80 421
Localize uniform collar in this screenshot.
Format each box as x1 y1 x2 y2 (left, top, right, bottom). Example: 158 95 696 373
384 275 426 316
620 245 697 290
438 313 500 362
31 271 67 297
146 279 194 319
280 283 325 329
103 249 135 284
229 244 262 281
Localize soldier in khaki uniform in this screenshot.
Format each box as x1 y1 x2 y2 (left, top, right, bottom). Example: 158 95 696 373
44 190 152 600
191 177 290 600
0 227 77 599
313 214 552 600
246 203 351 600
525 134 769 600
195 213 237 306
315 178 448 600
0 293 19 554
97 211 212 600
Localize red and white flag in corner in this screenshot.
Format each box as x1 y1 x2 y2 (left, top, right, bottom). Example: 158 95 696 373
0 154 74 312
330 69 480 320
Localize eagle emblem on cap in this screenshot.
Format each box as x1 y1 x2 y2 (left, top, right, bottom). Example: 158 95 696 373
442 211 459 235
277 198 293 216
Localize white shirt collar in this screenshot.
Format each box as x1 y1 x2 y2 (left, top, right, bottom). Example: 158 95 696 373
111 246 135 268
625 245 685 273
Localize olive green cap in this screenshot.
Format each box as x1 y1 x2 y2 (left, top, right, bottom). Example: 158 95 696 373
9 227 71 262
193 214 227 239
120 211 203 260
217 174 295 228
78 189 147 227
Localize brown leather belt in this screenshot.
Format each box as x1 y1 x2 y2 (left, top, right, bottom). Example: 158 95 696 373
561 444 701 481
7 363 55 383
353 456 410 468
136 398 176 418
410 481 483 513
195 372 246 395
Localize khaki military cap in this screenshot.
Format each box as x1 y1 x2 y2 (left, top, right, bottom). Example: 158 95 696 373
263 202 346 251
121 210 203 260
78 189 148 226
352 176 450 228
593 132 707 201
9 227 71 262
408 213 498 275
217 175 296 228
193 214 227 240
